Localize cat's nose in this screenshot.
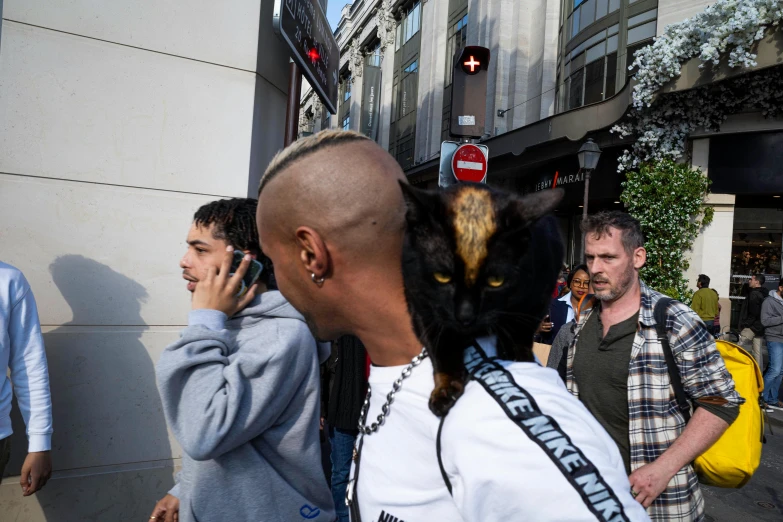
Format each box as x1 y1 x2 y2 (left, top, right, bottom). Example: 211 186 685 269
456 301 476 326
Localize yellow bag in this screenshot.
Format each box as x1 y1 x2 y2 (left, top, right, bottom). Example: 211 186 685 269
655 298 764 488
692 341 764 488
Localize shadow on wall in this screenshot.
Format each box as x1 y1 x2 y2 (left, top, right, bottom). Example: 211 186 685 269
2 255 175 522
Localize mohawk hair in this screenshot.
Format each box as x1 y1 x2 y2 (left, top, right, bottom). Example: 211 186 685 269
258 129 371 195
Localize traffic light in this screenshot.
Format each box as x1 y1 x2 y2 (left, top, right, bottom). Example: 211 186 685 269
449 46 490 139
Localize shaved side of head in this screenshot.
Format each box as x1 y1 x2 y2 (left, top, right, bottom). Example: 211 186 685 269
259 130 408 263
256 129 417 347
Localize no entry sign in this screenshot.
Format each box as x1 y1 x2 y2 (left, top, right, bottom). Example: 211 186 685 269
452 143 488 183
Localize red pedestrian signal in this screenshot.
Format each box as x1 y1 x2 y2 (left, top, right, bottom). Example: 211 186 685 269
462 56 481 74
450 46 491 138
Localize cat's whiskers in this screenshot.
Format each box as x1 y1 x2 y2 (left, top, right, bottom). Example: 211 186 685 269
417 320 445 353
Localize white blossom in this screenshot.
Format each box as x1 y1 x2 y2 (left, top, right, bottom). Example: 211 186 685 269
630 0 782 108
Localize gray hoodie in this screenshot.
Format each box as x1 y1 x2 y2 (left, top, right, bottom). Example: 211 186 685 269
157 291 334 522
761 290 783 343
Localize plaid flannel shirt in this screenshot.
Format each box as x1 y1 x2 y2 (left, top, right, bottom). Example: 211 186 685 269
566 281 744 522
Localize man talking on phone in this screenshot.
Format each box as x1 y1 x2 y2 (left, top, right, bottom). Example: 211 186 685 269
149 198 334 522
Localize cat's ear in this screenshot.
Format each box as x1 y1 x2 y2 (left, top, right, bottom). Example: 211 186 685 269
505 188 564 228
399 181 441 225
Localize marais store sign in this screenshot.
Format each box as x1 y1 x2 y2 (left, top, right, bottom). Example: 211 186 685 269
535 171 584 192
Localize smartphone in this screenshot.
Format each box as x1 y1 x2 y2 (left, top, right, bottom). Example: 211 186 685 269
230 249 264 297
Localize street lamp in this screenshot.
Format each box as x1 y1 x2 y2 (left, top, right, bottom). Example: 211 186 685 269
578 138 602 258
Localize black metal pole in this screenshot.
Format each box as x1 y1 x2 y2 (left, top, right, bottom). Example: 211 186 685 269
581 169 591 260
284 61 303 147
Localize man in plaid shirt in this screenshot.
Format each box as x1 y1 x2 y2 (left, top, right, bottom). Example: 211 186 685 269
566 211 743 521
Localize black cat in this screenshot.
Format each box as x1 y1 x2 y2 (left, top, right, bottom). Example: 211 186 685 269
399 181 565 417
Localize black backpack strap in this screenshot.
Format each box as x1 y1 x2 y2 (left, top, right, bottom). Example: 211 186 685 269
654 297 692 423
436 415 453 495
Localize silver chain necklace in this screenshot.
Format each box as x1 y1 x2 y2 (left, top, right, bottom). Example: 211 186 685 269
357 347 429 435
347 347 429 509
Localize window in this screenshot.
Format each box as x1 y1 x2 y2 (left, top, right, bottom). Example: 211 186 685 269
402 2 421 44
337 73 352 131
395 136 415 169
605 52 617 98
627 9 657 46
571 8 580 38
584 58 605 104
595 0 608 20
570 0 619 41
391 83 398 122
559 0 658 112
627 20 656 45
341 75 352 102
341 115 350 131
563 43 619 110
365 42 381 67
445 14 469 86
398 58 419 118
579 0 596 33
585 41 605 64
568 68 584 110
389 1 423 170
606 34 618 53
571 29 606 60
628 8 658 27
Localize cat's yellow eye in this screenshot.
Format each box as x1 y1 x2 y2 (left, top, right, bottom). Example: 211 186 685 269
433 272 452 284
487 275 505 288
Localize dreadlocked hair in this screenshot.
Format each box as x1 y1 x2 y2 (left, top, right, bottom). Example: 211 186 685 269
193 198 276 290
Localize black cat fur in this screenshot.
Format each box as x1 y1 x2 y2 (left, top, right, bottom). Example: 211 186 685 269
399 181 565 417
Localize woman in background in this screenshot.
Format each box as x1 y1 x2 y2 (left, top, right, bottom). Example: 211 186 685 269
540 265 590 345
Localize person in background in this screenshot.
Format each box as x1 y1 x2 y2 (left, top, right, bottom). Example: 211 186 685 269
569 211 743 520
547 292 596 382
553 271 567 299
760 279 783 411
739 273 769 367
692 274 719 336
0 261 53 497
540 264 590 344
150 198 334 522
322 335 368 522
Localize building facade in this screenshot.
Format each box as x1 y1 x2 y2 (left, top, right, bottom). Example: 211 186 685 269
303 0 783 331
300 0 563 165
0 1 291 519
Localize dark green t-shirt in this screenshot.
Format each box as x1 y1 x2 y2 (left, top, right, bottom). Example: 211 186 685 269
574 307 740 475
573 310 637 474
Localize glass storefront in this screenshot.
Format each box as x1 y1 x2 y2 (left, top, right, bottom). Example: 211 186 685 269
729 206 783 328
709 130 783 328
